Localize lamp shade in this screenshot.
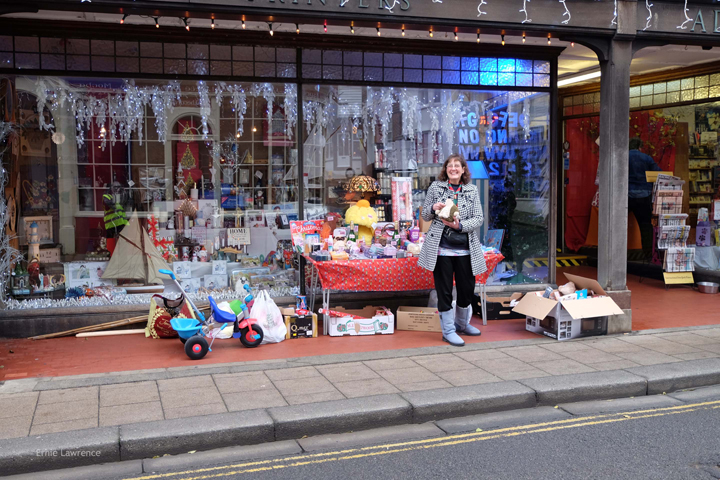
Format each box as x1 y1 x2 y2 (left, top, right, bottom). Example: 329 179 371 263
348 174 380 194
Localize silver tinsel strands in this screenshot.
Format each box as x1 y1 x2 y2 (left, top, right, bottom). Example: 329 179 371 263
198 81 212 140
611 0 618 26
0 122 22 305
252 83 275 137
384 0 401 12
283 84 297 140
559 0 571 24
520 0 532 23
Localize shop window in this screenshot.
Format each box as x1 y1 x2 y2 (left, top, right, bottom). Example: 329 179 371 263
302 84 551 285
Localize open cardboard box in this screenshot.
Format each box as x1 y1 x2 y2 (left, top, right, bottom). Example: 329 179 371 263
481 292 526 320
327 305 394 337
396 306 441 332
512 274 623 341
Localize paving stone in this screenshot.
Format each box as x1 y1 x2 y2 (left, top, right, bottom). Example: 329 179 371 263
38 386 98 405
697 343 720 354
268 394 412 441
558 395 683 415
494 368 551 381
163 403 227 420
30 417 98 435
584 359 641 371
159 386 222 409
284 390 346 405
454 349 511 364
435 368 502 387
615 351 683 366
654 333 719 346
273 376 340 397
0 415 32 439
540 342 596 353
316 363 380 383
640 341 701 356
364 357 419 371
409 354 476 373
693 328 720 338
0 379 39 395
33 399 98 425
518 370 647 405
212 372 274 395
100 382 159 407
264 366 321 381
157 375 215 392
99 401 164 427
333 378 400 398
555 347 624 364
402 380 536 423
476 357 535 374
392 379 454 392
498 345 566 362
584 338 647 354
672 351 720 361
377 366 441 385
0 391 37 419
532 359 597 376
223 389 288 411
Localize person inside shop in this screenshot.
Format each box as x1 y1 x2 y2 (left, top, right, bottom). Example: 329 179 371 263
103 182 129 255
419 154 487 347
628 137 661 261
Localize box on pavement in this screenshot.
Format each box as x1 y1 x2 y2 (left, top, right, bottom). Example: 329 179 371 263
327 305 394 336
512 273 623 341
280 307 318 339
481 292 526 320
396 306 441 332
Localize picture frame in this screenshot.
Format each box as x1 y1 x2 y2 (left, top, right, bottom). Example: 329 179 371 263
245 210 266 228
21 216 54 245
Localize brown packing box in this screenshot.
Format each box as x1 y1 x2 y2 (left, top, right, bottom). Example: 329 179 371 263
512 273 623 320
396 306 441 332
481 292 526 320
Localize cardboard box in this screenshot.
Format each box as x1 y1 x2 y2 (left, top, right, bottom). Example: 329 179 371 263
396 306 441 332
512 273 623 341
327 306 394 337
281 307 318 339
481 293 525 320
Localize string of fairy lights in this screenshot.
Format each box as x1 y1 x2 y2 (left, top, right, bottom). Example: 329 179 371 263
108 0 695 37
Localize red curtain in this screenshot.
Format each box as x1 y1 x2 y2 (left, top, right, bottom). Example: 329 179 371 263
564 111 677 252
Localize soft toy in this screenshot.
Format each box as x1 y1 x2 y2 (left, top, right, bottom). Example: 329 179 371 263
434 198 459 221
344 199 378 245
320 212 343 240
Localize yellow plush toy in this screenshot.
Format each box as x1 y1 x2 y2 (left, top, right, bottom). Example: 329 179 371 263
344 199 378 245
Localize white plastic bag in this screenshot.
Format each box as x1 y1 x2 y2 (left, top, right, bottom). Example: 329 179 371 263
250 290 286 344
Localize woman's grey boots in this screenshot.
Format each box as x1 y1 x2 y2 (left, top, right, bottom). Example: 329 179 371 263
440 310 465 346
455 306 481 336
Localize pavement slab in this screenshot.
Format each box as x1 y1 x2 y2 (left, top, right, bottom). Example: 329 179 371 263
99 401 164 427
163 402 228 420
99 381 159 407
38 386 98 405
434 368 503 387
316 362 380 383
30 417 98 436
223 389 288 411
498 345 566 362
212 371 274 395
33 399 98 425
0 415 32 439
532 359 597 375
0 391 38 419
333 377 401 398
409 354 476 373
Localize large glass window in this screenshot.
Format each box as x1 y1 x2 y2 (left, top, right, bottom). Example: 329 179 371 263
301 85 551 285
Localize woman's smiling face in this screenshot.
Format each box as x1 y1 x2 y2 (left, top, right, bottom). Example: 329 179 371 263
446 159 464 184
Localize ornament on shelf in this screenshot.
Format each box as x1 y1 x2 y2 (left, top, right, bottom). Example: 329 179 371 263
477 0 487 16
677 0 692 29
520 0 532 23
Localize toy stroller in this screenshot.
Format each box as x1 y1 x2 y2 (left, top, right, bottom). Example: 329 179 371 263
159 269 264 360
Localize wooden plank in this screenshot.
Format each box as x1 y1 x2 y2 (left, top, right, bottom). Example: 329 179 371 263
76 329 146 337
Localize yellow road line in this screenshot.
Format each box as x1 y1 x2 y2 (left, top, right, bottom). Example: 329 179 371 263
124 400 720 480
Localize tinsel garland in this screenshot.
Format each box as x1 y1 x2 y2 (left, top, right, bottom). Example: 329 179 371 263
283 84 298 140
0 122 22 305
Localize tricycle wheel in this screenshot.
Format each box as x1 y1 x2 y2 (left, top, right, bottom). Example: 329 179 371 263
184 335 209 360
179 337 187 344
239 324 264 348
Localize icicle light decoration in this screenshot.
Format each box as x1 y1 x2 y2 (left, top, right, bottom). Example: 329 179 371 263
559 0 571 24
252 83 275 137
477 0 488 16
677 0 692 29
0 122 22 305
644 0 653 30
384 0 401 12
611 0 618 26
197 81 212 140
283 83 297 140
520 0 532 23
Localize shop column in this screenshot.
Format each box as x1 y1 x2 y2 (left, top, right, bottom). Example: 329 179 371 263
596 1 635 333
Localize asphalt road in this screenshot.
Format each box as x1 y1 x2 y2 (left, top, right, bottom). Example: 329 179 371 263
118 399 720 480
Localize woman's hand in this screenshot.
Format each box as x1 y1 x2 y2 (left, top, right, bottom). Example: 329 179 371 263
432 202 445 212
441 217 461 231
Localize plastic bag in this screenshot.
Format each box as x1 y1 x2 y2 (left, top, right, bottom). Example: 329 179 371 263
249 289 286 344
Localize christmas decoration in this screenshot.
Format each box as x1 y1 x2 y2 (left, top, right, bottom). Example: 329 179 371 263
197 80 211 140
148 215 176 261
477 0 488 16
520 0 532 23
611 0 618 26
559 0 571 24
677 0 692 29
384 0 401 12
0 122 23 304
283 83 298 140
644 0 654 30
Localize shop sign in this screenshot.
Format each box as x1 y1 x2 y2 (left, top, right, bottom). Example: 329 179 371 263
663 272 694 284
645 2 720 35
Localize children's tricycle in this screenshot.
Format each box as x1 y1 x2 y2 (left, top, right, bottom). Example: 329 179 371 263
159 269 264 360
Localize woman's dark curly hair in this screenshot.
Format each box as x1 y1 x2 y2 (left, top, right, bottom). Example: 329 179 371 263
438 154 471 184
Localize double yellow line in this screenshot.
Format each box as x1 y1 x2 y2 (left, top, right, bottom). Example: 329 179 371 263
126 399 720 480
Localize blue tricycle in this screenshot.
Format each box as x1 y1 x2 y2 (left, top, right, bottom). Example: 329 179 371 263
159 269 264 360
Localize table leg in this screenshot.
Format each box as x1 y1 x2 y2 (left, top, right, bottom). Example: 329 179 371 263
480 284 487 326
309 265 318 312
322 288 330 336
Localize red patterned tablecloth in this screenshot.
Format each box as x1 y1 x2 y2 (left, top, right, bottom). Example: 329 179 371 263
305 253 504 293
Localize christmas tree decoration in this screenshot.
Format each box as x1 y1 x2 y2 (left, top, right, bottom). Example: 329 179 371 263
180 144 197 169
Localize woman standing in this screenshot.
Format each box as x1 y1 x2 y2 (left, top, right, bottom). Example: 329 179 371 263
419 154 487 347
